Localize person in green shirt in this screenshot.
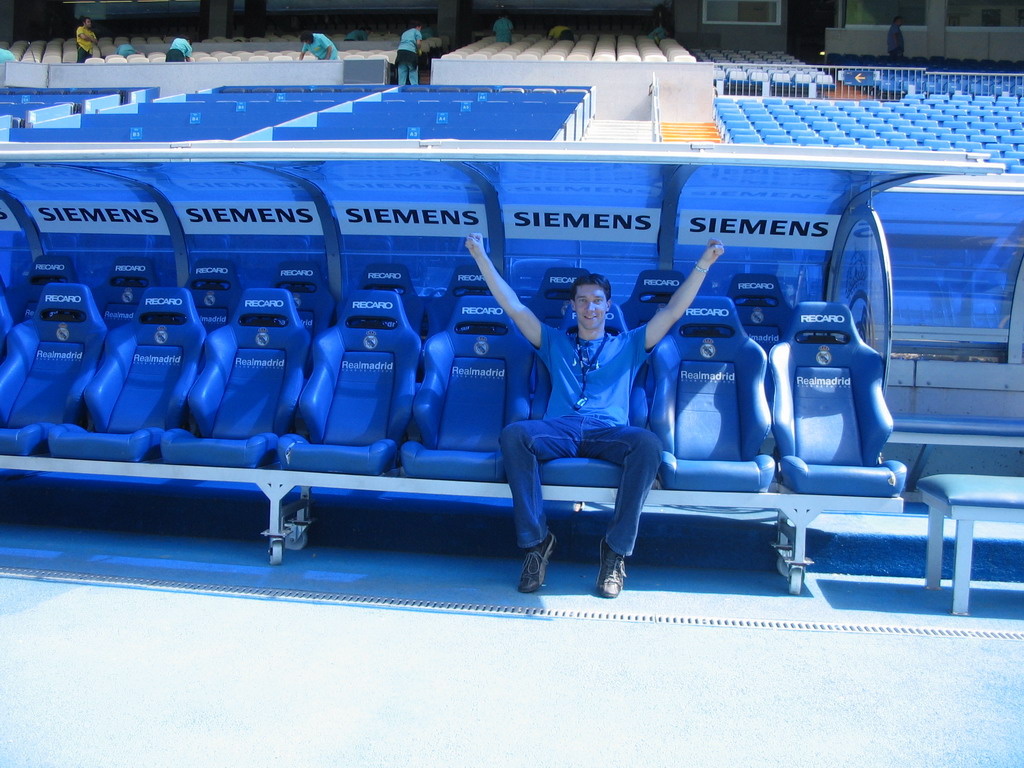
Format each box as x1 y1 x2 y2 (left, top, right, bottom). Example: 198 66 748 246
0 48 16 63
299 31 337 60
165 37 193 63
344 28 368 41
493 13 514 44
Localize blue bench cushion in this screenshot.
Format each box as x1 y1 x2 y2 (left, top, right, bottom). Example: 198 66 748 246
894 414 1024 438
918 474 1024 509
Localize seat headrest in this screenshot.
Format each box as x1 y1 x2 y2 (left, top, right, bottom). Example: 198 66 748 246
231 288 304 340
28 255 76 285
445 263 491 297
361 262 415 295
106 255 156 289
537 266 587 300
133 287 203 344
33 283 103 336
678 296 746 338
625 269 685 304
783 301 859 351
275 261 325 294
727 273 790 309
447 295 513 336
188 258 239 293
339 289 411 332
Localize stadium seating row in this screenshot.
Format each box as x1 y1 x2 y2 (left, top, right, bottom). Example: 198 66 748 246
0 276 905 589
716 94 1024 170
443 34 695 63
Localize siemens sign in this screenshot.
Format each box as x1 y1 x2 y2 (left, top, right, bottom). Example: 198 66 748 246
678 210 840 249
503 205 660 243
335 202 488 236
28 202 167 236
175 203 322 235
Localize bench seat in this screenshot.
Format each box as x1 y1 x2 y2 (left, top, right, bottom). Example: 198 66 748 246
921 473 1024 615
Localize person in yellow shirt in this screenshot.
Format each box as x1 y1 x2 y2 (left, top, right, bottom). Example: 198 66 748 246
76 17 98 63
547 24 574 42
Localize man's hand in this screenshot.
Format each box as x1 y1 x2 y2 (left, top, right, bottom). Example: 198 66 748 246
465 232 486 259
699 239 725 270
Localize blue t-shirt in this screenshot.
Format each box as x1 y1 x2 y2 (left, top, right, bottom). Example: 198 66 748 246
345 30 368 41
302 33 337 60
539 325 650 425
0 49 16 62
398 27 422 53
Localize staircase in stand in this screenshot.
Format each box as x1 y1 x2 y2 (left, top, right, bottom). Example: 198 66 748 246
660 122 722 143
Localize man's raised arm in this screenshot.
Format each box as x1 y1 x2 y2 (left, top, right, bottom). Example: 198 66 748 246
644 239 725 351
464 233 543 348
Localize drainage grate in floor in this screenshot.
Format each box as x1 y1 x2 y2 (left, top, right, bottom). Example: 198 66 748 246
3 565 1022 642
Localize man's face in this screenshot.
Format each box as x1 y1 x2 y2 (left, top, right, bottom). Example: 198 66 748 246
573 284 608 335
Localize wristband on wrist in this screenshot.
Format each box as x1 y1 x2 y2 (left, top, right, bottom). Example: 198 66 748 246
694 263 709 274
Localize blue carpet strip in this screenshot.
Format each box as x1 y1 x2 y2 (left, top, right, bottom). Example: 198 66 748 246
3 565 1023 642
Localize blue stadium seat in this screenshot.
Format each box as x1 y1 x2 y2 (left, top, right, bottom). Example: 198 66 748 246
6 255 77 322
273 261 334 338
400 295 535 482
425 262 492 338
188 258 243 333
92 255 159 329
277 290 420 475
769 302 906 497
650 296 774 492
0 284 13 357
161 288 310 468
0 284 106 455
619 269 686 329
526 266 588 328
726 273 794 352
48 287 206 462
360 262 426 338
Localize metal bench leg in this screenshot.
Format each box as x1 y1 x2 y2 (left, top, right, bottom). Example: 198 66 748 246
925 503 944 589
906 444 934 492
951 518 975 615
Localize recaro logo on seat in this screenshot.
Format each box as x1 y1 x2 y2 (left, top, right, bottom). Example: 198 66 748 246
36 264 66 272
800 314 845 323
115 264 148 272
195 267 228 275
549 276 575 284
245 298 285 308
351 300 394 309
43 293 81 303
280 269 314 277
367 272 402 280
737 282 775 290
645 278 679 287
144 296 183 306
462 306 503 315
685 307 729 317
457 274 486 282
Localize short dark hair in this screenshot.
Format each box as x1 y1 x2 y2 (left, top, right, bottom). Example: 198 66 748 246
572 273 612 301
299 31 314 43
81 17 92 24
409 19 422 28
893 15 903 22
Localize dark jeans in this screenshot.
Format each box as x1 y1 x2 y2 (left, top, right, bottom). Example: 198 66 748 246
499 415 662 556
77 47 90 63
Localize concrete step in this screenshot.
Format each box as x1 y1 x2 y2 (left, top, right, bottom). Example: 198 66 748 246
661 121 722 143
582 119 655 142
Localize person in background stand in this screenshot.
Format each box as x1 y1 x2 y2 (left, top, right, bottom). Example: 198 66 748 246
76 17 98 63
395 20 423 85
464 232 725 598
164 37 193 63
344 28 369 41
493 12 514 44
887 16 904 60
299 31 337 60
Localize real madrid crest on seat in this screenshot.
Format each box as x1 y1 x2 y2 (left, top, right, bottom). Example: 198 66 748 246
187 258 242 333
727 272 793 352
94 255 159 329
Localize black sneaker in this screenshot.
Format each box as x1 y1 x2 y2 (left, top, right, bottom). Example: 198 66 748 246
518 531 556 593
596 538 626 598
